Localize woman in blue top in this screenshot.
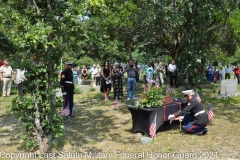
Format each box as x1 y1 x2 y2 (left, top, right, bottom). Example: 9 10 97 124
145 62 154 82
72 67 78 84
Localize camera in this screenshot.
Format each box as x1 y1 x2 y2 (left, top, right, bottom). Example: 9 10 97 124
129 65 133 68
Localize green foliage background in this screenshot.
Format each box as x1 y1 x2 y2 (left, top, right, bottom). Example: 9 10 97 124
0 0 239 151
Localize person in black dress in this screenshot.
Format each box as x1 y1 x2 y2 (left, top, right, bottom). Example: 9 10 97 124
112 63 123 100
100 61 112 101
81 65 88 80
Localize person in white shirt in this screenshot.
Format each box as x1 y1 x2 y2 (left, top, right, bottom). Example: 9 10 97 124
218 67 224 82
154 57 165 86
168 59 178 88
90 64 98 84
16 69 27 96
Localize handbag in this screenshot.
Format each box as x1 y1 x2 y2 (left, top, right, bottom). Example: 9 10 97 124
106 80 111 85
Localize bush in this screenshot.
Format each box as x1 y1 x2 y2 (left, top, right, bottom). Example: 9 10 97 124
74 85 83 94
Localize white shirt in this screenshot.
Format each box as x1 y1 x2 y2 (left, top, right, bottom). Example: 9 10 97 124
219 70 224 74
16 69 26 84
90 67 98 75
225 67 232 74
168 64 176 72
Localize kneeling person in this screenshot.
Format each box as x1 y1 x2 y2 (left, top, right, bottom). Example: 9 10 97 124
174 90 209 135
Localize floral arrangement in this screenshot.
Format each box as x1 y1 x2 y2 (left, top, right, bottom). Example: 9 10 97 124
137 78 164 108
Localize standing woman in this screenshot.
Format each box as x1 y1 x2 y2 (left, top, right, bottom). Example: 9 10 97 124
72 67 78 84
145 61 154 81
81 65 88 80
112 63 123 100
100 61 112 101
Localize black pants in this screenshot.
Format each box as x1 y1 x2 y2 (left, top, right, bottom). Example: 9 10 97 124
169 73 178 88
236 74 240 83
225 73 230 79
96 77 101 86
18 82 23 96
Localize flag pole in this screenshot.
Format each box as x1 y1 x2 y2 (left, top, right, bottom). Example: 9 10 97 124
154 112 157 141
179 116 181 131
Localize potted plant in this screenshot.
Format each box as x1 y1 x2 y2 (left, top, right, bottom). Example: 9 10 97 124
137 78 164 109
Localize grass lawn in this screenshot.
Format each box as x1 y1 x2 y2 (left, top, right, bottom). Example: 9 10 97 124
0 82 240 160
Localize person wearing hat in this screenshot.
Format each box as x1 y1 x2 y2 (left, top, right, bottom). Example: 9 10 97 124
60 61 75 117
174 90 209 135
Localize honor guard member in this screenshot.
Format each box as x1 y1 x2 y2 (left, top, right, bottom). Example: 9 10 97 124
174 90 209 135
60 61 75 117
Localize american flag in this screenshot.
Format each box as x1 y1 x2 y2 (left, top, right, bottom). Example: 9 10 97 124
194 91 201 102
208 104 214 121
165 84 172 94
61 108 70 116
113 96 119 110
149 113 157 138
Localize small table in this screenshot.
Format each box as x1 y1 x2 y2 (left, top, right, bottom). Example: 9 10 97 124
126 98 188 136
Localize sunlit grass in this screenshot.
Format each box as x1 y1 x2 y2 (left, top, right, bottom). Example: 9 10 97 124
0 83 240 159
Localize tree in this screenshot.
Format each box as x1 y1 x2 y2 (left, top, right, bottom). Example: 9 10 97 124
0 0 88 152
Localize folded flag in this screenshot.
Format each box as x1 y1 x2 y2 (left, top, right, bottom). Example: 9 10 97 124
207 104 214 121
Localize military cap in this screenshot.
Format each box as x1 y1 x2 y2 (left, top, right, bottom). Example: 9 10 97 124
65 61 73 65
182 90 194 96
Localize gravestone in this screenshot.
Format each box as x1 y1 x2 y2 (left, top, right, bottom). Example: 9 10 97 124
81 80 91 85
219 79 238 98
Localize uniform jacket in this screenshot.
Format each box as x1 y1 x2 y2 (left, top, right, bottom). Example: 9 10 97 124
179 98 209 126
60 69 74 94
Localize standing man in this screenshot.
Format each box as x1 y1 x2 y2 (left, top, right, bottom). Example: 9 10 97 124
154 57 165 86
0 59 14 97
123 59 138 101
60 61 75 117
225 65 232 79
233 66 240 84
90 64 98 85
168 59 178 88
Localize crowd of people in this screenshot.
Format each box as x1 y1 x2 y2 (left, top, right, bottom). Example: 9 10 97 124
1 58 239 99
0 58 239 136
207 64 240 84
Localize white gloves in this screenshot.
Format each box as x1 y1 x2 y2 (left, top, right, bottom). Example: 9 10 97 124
168 114 184 124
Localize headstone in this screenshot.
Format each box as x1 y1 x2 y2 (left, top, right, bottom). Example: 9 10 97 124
219 79 238 98
81 80 91 85
139 137 152 145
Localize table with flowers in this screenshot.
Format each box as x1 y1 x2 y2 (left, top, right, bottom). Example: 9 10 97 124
126 98 188 136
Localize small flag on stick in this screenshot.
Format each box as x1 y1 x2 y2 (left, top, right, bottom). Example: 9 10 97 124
149 113 157 138
194 91 201 102
113 96 119 110
165 84 172 94
207 104 214 121
61 108 70 116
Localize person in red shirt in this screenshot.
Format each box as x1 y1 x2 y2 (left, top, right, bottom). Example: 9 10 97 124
233 66 240 84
